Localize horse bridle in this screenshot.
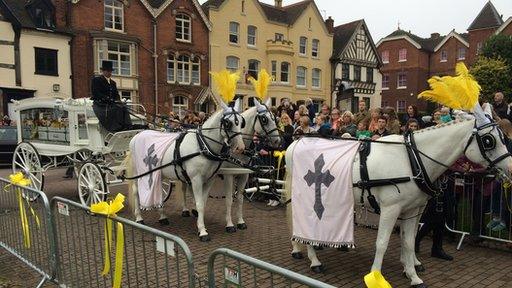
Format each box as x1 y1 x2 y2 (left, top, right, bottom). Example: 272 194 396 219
220 108 245 142
252 105 280 139
463 121 512 169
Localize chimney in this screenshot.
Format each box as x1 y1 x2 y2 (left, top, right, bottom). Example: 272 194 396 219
325 16 334 33
275 0 282 8
430 32 440 39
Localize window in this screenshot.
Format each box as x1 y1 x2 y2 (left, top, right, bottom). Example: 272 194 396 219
299 37 307 55
20 108 69 143
354 66 361 81
35 48 58 76
104 0 123 31
440 50 448 62
398 48 407 62
312 39 319 57
477 42 483 55
173 96 188 118
99 41 131 76
271 97 277 107
366 67 373 83
177 55 190 84
229 22 239 44
248 97 256 107
312 68 321 88
167 55 175 82
176 14 191 42
308 17 312 29
248 59 260 79
271 61 277 79
192 57 200 85
356 28 366 59
382 74 389 89
242 0 245 13
397 100 406 113
381 50 389 63
247 25 257 46
296 66 306 87
280 62 290 83
226 56 239 72
457 47 466 60
120 91 132 101
381 101 388 107
397 72 407 88
275 33 284 42
342 63 350 80
33 6 55 29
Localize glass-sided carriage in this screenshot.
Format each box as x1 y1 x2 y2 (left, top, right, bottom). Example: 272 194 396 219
11 97 171 206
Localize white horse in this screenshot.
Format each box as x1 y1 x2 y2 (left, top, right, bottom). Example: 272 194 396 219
285 106 512 287
180 98 282 232
127 98 246 241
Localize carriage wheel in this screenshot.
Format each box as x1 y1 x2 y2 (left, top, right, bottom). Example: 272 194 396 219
12 142 44 197
162 180 173 203
72 149 93 177
78 163 107 207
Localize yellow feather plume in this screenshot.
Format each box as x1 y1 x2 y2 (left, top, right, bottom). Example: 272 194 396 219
418 62 481 110
210 70 240 103
248 69 272 100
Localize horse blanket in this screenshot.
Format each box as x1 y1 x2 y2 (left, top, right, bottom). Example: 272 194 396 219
132 130 180 210
291 137 360 247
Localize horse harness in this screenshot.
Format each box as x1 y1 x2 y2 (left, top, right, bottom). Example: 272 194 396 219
355 120 512 215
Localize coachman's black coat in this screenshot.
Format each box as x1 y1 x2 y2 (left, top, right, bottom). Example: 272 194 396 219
91 75 132 132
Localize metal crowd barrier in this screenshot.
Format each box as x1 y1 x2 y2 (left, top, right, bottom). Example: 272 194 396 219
0 178 56 287
444 172 512 250
207 248 336 288
50 197 196 288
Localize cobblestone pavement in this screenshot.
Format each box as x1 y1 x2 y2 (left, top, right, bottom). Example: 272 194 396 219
1 169 512 287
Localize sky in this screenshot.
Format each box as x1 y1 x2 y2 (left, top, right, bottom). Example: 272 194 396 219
201 0 512 41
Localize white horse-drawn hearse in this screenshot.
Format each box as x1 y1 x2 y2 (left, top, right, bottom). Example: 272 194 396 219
10 97 171 206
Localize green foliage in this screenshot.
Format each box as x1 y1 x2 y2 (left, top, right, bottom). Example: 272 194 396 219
481 34 512 65
470 57 512 102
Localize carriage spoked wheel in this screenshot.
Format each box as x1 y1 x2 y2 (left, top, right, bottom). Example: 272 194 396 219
78 162 107 207
161 180 173 203
72 149 93 177
12 142 44 201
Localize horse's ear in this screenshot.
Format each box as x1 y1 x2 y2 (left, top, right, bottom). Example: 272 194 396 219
264 97 271 107
254 98 265 112
474 102 491 126
219 100 229 111
234 97 242 113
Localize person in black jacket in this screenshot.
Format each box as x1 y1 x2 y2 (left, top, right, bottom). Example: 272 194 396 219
91 60 133 132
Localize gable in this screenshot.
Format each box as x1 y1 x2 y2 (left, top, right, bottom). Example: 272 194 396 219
468 1 503 31
289 1 331 36
496 17 512 35
341 23 379 66
434 31 469 52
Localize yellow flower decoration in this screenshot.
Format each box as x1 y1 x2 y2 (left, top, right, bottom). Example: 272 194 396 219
210 70 240 103
248 69 273 101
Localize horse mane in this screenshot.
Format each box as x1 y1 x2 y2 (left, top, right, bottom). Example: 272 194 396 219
201 110 223 128
412 116 474 135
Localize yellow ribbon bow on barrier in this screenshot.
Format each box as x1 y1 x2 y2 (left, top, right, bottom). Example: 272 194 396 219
6 172 40 249
91 193 125 288
273 150 286 179
364 271 392 288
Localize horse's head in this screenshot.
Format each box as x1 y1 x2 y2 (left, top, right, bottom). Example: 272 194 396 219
463 104 512 179
219 98 245 154
252 98 281 148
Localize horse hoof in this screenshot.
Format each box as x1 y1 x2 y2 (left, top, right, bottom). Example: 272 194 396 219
237 223 248 230
192 209 198 217
310 265 324 273
411 283 427 288
199 235 211 242
226 226 237 233
159 218 170 226
181 211 191 217
136 220 145 225
313 245 323 251
415 264 426 273
291 252 303 259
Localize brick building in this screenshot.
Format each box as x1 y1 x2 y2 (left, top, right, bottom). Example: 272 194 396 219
377 1 511 113
55 0 211 116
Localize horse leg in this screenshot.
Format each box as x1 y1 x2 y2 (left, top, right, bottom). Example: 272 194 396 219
129 180 144 224
291 241 304 259
401 209 425 287
235 174 249 229
307 245 324 272
180 183 191 217
224 175 236 233
371 206 401 273
157 207 169 225
191 177 209 241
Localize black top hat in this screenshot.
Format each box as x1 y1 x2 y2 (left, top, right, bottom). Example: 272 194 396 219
101 60 114 71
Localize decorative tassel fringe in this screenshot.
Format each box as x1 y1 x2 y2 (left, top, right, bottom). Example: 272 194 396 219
140 204 164 211
291 236 356 249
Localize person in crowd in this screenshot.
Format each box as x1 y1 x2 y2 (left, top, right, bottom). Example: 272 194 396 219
320 104 331 118
354 100 370 125
337 111 357 137
405 119 419 133
330 108 342 131
1 115 11 126
440 107 452 123
298 105 309 118
294 116 314 140
278 113 294 150
368 107 382 132
492 92 508 121
292 110 301 129
314 114 332 137
383 106 400 134
304 98 316 123
277 98 296 120
371 116 390 140
356 120 372 139
197 111 206 124
402 105 424 128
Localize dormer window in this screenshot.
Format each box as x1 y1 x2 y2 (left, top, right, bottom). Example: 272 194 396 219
28 0 56 29
104 0 124 31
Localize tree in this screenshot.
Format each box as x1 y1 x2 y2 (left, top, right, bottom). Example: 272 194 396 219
481 34 512 66
470 57 512 102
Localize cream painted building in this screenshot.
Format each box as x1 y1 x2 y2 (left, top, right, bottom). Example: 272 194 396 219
0 0 71 116
202 0 333 109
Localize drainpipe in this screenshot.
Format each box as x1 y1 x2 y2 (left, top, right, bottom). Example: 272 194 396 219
66 1 74 98
153 19 158 115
